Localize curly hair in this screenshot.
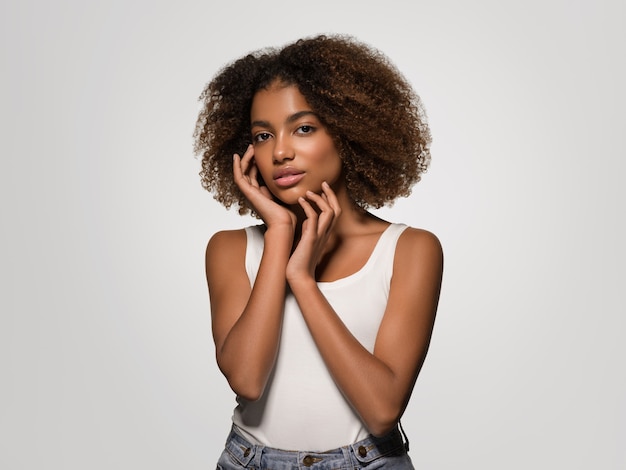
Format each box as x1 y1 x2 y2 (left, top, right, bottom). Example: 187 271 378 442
194 34 431 216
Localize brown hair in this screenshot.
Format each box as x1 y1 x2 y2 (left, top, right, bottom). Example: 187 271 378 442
194 34 431 215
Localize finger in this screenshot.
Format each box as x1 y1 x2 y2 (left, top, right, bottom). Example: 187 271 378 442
298 196 318 220
239 144 255 175
298 196 319 237
305 190 334 236
233 153 243 181
233 153 253 193
248 161 260 189
321 181 342 217
305 190 331 211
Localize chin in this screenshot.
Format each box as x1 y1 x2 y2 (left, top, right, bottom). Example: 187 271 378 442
274 192 305 207
272 185 318 206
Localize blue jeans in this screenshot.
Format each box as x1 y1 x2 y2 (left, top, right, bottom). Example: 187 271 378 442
217 425 414 469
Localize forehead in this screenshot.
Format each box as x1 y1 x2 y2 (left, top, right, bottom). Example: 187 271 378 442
250 83 313 121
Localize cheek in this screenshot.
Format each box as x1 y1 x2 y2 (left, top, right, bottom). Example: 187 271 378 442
321 145 342 176
309 139 340 164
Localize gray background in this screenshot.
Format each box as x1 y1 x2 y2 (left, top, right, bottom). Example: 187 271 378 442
2 0 624 468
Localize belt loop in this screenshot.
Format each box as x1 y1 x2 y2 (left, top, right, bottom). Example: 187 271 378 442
252 443 263 468
398 420 410 452
341 445 356 468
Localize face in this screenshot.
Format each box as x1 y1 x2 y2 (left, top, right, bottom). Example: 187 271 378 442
250 81 343 206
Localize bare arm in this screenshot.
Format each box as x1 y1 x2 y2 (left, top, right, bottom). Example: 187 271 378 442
207 145 295 401
287 188 443 436
207 227 292 401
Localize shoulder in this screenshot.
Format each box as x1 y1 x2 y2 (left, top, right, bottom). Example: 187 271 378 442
206 228 247 253
397 227 442 255
205 228 249 270
394 227 444 277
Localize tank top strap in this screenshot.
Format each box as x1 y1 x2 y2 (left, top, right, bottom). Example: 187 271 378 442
371 223 409 261
244 225 266 285
368 223 408 292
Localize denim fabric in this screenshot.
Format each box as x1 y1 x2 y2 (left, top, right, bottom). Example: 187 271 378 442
216 425 414 469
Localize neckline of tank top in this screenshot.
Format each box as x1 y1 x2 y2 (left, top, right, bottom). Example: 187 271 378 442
315 223 406 288
251 223 406 287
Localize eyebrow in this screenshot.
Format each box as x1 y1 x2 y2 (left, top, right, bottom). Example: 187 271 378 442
251 110 317 128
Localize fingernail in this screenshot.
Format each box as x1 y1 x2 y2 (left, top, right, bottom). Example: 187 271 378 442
322 181 329 188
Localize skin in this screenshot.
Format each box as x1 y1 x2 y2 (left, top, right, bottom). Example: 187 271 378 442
206 81 443 437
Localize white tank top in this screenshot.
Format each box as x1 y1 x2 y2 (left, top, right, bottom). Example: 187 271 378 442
232 223 408 451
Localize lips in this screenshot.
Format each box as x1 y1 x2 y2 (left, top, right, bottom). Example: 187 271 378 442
273 167 305 188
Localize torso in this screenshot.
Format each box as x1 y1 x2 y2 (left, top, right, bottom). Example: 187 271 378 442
233 222 410 450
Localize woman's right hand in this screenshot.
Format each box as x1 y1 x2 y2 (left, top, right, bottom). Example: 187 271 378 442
233 144 296 231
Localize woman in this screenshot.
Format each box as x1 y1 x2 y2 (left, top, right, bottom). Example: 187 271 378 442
194 34 443 469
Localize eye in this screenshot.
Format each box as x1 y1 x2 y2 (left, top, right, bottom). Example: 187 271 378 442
253 132 272 143
296 125 315 135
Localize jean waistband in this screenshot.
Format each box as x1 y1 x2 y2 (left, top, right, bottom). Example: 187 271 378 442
223 424 408 468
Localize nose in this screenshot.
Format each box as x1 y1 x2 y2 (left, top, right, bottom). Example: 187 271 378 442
272 134 294 163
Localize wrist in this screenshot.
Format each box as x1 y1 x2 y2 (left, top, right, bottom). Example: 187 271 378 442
287 273 317 291
264 224 294 240
262 226 294 262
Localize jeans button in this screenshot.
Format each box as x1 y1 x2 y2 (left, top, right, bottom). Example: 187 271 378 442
303 455 313 466
243 448 250 457
358 446 367 457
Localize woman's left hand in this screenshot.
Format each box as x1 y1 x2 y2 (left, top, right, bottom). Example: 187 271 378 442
286 182 341 283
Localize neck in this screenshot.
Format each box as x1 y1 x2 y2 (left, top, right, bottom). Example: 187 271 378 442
287 181 356 227
288 187 375 247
